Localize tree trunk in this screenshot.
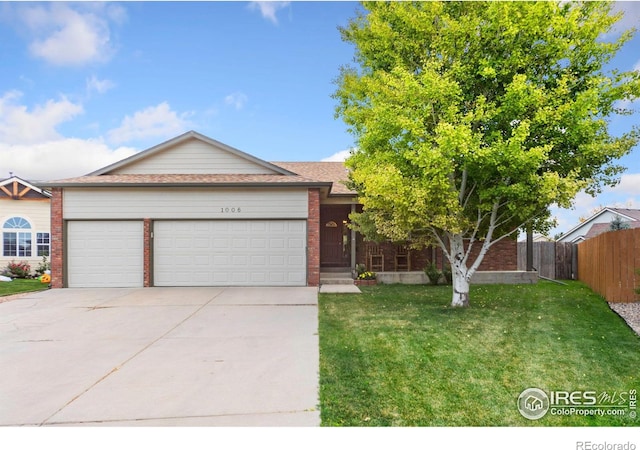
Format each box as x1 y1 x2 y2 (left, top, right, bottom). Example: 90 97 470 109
451 265 471 307
449 234 471 307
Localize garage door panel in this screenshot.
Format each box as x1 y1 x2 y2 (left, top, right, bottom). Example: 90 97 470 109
154 220 306 286
67 221 143 288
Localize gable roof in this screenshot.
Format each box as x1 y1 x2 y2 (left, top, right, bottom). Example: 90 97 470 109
558 207 640 242
606 208 640 221
0 176 51 200
40 132 353 197
90 130 296 177
585 221 640 239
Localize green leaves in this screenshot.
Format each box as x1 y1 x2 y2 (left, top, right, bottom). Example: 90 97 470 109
335 0 639 249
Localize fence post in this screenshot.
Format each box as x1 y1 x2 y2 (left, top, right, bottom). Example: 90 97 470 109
572 243 578 280
526 226 533 272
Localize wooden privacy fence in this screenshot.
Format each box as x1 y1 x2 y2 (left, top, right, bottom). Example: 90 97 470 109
517 241 576 280
577 228 640 303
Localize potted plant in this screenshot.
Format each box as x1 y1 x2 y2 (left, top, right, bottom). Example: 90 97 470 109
355 271 377 286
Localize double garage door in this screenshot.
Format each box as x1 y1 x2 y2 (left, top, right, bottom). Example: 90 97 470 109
67 220 307 288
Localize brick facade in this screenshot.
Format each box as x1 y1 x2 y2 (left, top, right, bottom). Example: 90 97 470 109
307 189 320 286
356 237 517 272
143 218 152 287
50 188 64 288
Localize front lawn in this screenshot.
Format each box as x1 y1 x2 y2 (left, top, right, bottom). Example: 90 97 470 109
319 282 640 426
0 278 49 297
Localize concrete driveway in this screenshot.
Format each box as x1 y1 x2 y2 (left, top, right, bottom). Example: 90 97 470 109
0 287 319 426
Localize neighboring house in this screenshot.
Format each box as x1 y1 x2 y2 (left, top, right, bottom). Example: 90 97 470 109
532 234 554 242
42 131 517 288
0 176 52 273
557 207 640 243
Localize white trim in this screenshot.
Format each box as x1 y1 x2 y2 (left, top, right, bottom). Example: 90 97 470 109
0 176 51 198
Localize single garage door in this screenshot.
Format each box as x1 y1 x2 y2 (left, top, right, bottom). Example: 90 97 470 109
154 220 306 286
67 221 144 288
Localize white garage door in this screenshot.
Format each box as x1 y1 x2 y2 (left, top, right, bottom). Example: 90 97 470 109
67 221 144 288
154 220 306 286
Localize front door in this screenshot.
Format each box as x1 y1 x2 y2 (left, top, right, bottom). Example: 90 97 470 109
320 205 351 267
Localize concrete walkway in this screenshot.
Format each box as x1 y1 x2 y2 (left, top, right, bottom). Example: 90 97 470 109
0 287 319 426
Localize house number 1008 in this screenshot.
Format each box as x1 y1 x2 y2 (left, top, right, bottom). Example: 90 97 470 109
221 207 241 213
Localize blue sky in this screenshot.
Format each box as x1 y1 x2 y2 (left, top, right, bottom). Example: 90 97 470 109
0 1 639 237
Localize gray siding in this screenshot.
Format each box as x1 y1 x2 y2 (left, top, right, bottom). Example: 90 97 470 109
63 188 309 219
111 139 278 175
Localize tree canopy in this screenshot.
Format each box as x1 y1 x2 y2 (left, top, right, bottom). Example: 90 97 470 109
334 1 640 306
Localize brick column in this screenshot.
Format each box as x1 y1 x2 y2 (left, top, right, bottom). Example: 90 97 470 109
307 189 320 286
143 218 152 287
50 188 64 288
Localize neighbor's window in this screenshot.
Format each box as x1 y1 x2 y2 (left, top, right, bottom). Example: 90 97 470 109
2 217 32 257
36 232 50 257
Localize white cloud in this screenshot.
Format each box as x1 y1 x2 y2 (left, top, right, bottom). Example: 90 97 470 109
634 60 640 72
0 139 138 181
611 172 640 194
248 1 290 24
321 149 354 162
224 92 248 110
15 3 124 66
611 2 640 35
0 89 138 180
86 75 115 95
107 102 192 145
0 90 83 145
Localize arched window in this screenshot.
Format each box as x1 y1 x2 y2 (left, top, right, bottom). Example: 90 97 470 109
2 217 32 257
3 217 31 229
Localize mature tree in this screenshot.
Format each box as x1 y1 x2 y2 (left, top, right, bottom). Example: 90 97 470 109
334 1 640 307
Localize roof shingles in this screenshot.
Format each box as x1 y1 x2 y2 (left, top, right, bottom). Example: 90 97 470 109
272 162 355 195
43 161 356 197
43 173 328 186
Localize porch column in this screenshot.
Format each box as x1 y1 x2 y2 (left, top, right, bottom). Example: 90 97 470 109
351 203 357 271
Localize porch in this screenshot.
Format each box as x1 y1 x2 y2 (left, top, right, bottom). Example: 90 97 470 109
318 204 523 285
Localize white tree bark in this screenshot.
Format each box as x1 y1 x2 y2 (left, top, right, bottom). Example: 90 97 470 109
445 202 502 307
449 233 471 307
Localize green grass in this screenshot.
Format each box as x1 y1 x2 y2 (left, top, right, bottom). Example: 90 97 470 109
319 281 640 426
0 278 49 297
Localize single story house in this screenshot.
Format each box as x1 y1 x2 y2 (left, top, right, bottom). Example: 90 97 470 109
557 207 640 243
0 176 52 273
42 131 516 288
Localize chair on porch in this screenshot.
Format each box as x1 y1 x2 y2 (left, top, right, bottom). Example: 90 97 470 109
365 243 384 272
394 244 411 271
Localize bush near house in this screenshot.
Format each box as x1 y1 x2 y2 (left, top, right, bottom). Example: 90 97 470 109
2 261 32 279
35 256 51 277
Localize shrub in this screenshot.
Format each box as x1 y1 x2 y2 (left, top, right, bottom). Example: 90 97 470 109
35 255 50 277
442 265 453 285
424 263 441 285
2 261 32 279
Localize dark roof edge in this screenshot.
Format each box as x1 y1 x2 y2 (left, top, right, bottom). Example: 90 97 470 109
38 180 333 189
